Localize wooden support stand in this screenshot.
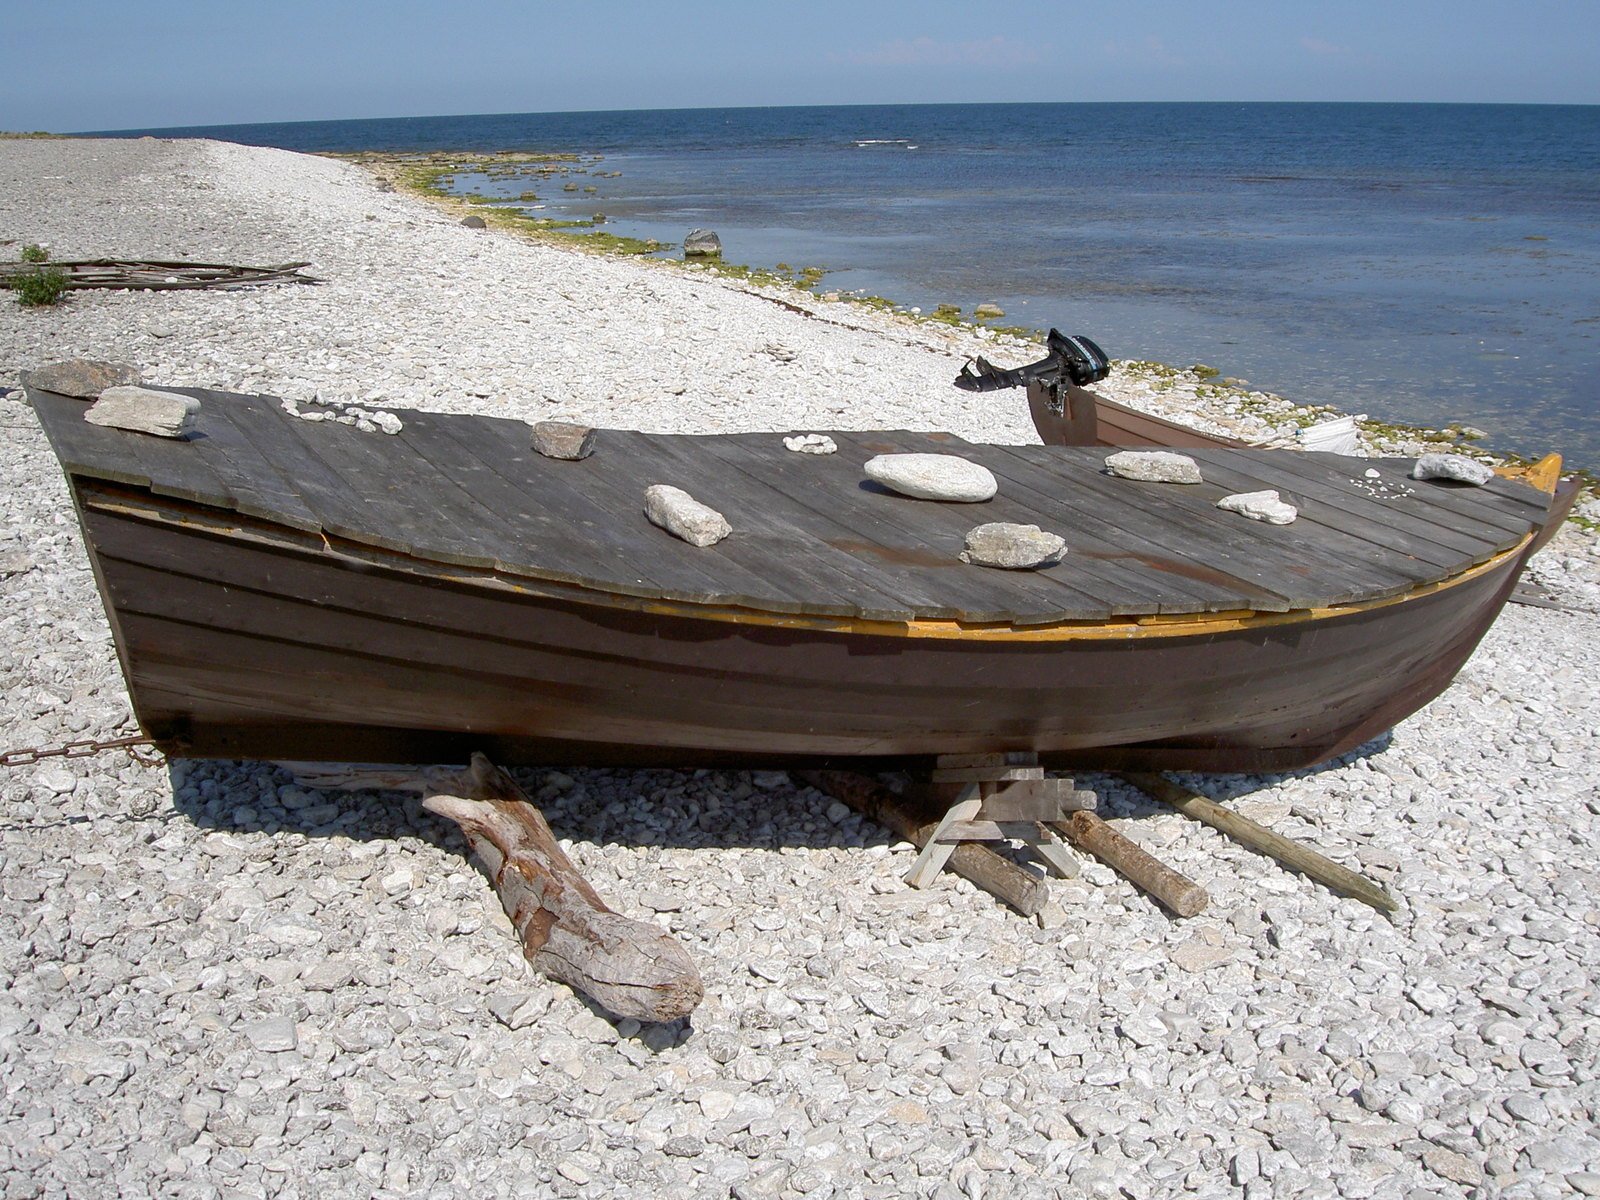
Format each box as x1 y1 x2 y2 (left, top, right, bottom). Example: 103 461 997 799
1122 772 1397 914
903 754 1095 890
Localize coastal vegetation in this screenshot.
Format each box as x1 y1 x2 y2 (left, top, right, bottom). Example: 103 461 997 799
8 264 67 307
20 243 49 263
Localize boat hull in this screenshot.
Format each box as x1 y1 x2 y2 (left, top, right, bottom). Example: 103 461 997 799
79 486 1532 774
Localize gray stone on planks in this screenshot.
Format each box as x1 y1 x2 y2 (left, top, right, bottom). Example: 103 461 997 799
1413 452 1495 485
864 452 998 502
959 521 1067 569
1217 489 1298 525
532 420 596 460
1104 449 1203 484
644 484 732 547
683 228 722 256
24 358 142 399
84 385 199 438
782 433 836 455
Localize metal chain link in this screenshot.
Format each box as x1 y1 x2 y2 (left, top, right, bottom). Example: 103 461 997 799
0 734 163 768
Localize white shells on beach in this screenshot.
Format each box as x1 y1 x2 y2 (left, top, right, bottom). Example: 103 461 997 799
782 432 836 455
83 385 199 437
864 452 998 501
1104 449 1204 483
644 484 731 546
1216 489 1299 524
2 137 1598 1200
960 521 1067 569
1413 451 1496 485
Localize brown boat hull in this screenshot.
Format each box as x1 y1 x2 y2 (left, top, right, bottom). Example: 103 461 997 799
78 487 1533 775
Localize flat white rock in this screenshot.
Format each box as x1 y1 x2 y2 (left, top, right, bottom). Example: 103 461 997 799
644 484 731 547
1217 489 1298 525
84 386 199 438
1412 453 1495 486
782 433 836 455
1104 450 1203 484
864 453 997 502
960 522 1067 569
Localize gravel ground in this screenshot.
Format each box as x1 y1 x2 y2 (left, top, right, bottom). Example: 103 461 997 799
2 137 1598 1200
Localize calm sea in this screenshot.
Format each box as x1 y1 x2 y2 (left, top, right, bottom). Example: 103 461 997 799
94 103 1600 467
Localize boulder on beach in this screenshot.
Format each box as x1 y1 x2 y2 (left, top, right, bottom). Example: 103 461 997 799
683 229 722 257
973 303 1005 320
461 215 487 229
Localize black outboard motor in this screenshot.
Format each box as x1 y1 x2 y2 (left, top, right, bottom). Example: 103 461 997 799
954 329 1111 393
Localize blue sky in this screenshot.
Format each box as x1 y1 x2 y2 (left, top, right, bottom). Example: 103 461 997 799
6 0 1597 131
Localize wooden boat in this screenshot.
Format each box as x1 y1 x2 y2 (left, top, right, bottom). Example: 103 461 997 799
26 378 1569 774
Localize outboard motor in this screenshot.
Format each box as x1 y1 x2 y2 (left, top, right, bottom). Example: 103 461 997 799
954 330 1111 402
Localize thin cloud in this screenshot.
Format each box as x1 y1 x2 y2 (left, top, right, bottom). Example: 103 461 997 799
1300 36 1351 57
834 36 1042 68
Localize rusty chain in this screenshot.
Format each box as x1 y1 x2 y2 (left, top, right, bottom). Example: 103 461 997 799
0 734 164 769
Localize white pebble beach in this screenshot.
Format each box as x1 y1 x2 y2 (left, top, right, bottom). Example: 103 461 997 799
2 137 1598 1200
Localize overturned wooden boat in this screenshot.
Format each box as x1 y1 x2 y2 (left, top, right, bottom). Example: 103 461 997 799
27 377 1568 773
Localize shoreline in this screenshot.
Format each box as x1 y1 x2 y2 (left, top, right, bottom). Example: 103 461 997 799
338 146 1600 511
2 136 1598 1199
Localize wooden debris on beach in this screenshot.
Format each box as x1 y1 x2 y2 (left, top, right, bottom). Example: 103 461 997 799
1056 810 1210 917
286 754 704 1023
1122 772 1398 914
0 258 317 291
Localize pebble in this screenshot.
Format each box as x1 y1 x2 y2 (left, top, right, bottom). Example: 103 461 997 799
1216 489 1298 524
1 135 1596 1200
242 1016 298 1053
959 521 1067 569
644 483 732 547
782 433 836 454
1104 449 1203 484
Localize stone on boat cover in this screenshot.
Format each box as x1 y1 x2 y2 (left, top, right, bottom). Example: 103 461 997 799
1104 450 1203 484
782 433 836 455
84 386 199 438
683 228 722 257
26 359 143 399
960 522 1067 569
864 453 998 502
532 420 596 460
1217 490 1298 525
1412 453 1495 486
644 485 731 547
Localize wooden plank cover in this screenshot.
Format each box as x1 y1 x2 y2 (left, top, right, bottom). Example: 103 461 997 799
28 385 1550 625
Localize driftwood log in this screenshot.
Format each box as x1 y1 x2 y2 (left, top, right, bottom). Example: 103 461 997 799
798 769 1049 915
1122 772 1398 914
287 754 703 1023
1056 810 1209 917
0 259 317 291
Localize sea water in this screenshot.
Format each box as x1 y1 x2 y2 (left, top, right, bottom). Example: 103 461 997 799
98 103 1600 467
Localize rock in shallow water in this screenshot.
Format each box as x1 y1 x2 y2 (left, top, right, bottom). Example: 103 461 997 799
25 358 142 399
960 522 1067 569
1412 453 1495 485
683 228 722 257
84 386 199 438
864 453 998 502
644 484 731 547
1104 450 1203 484
1217 489 1298 525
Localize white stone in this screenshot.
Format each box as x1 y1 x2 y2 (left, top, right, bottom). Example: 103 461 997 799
782 433 836 455
644 484 731 547
84 386 199 438
1104 450 1203 483
242 1016 298 1053
369 410 403 435
1216 489 1298 525
960 522 1067 569
1413 453 1495 485
864 453 997 502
